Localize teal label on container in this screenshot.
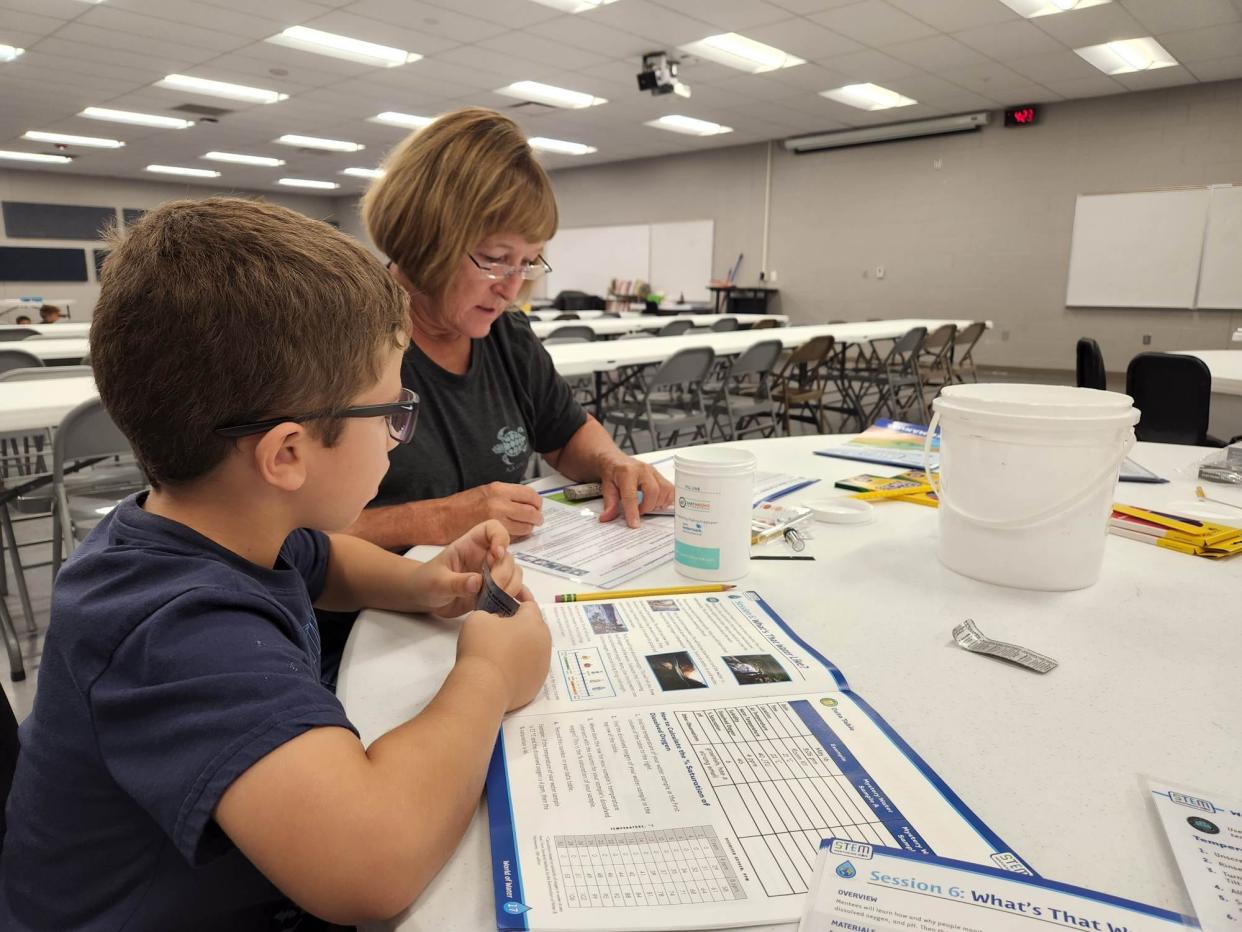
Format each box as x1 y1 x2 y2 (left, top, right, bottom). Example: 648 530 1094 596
675 540 720 570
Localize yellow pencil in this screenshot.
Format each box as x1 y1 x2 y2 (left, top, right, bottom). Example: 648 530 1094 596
850 484 933 501
555 584 735 603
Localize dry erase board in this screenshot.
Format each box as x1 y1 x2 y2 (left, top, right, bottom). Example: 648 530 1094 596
544 220 713 303
1197 186 1242 310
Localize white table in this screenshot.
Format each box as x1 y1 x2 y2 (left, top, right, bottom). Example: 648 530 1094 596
0 323 91 338
531 313 788 340
0 376 97 433
545 319 983 377
338 435 1240 932
1175 350 1242 440
0 337 90 364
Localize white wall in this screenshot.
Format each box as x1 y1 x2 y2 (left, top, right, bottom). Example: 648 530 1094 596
550 78 1242 372
0 170 337 320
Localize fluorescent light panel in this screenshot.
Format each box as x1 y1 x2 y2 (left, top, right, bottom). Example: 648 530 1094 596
995 0 1110 16
819 82 917 111
528 0 620 12
278 178 339 189
496 81 605 109
1 44 24 62
1075 37 1178 74
528 137 597 156
679 33 805 74
275 134 364 152
147 164 220 177
0 150 71 164
342 167 385 178
22 130 124 148
203 151 284 166
369 111 436 129
644 115 732 136
266 25 420 68
158 74 288 104
80 107 194 129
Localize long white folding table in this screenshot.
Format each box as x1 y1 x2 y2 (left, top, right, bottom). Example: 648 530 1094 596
338 434 1240 932
0 323 92 338
0 376 97 433
531 313 788 340
0 337 90 364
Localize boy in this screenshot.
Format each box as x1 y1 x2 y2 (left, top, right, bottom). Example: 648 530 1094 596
0 198 551 930
37 304 61 323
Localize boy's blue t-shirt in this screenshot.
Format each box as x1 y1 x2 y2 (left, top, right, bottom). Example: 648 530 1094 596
0 494 357 931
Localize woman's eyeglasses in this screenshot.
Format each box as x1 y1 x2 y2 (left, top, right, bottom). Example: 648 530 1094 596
215 387 419 445
468 253 552 282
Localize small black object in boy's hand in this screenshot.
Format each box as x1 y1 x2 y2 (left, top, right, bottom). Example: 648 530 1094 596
476 561 520 617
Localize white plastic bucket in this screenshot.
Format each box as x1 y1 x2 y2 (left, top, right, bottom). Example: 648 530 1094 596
674 448 757 581
925 383 1139 591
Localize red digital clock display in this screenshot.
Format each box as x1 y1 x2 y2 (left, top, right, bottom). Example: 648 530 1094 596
1005 105 1039 127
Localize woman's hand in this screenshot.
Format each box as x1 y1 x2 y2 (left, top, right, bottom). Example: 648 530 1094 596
443 482 543 540
416 520 528 618
596 454 675 528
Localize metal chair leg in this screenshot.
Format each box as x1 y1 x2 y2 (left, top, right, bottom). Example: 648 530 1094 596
1 506 37 635
0 596 25 681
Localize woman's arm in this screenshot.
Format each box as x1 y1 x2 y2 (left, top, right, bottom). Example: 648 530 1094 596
344 484 544 549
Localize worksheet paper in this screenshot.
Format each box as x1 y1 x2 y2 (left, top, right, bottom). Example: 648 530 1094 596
1148 778 1241 930
516 473 819 589
485 592 1034 930
799 840 1197 932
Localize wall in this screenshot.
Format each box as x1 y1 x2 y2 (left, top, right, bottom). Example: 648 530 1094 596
550 77 1242 372
0 170 337 321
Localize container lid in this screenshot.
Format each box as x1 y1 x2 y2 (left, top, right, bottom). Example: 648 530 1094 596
805 497 874 525
674 447 758 476
935 383 1134 420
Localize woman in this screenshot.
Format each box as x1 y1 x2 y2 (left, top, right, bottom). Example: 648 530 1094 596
347 107 674 549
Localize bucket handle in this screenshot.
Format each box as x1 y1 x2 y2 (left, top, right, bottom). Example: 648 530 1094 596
922 411 1134 531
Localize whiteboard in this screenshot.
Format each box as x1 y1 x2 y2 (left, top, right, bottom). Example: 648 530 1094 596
1065 189 1210 308
1197 185 1242 310
543 220 714 302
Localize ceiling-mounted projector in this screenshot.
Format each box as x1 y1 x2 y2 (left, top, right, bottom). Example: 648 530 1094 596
637 51 691 98
785 112 989 153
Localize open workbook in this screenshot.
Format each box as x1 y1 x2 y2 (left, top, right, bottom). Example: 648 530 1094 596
484 592 1035 931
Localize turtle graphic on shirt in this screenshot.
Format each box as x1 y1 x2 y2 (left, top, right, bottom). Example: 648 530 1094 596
492 425 529 468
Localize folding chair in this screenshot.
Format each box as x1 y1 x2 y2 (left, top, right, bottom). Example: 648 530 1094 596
604 347 716 452
1076 338 1106 390
1125 353 1221 446
656 320 692 337
750 318 780 330
0 329 39 343
770 336 835 435
918 323 956 394
951 322 987 383
542 324 596 344
708 340 783 441
710 318 739 332
0 349 42 375
553 312 581 321
843 327 929 427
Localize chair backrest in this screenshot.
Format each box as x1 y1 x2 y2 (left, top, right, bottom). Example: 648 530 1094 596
750 318 779 329
0 328 40 342
922 323 956 352
544 324 595 343
710 317 739 332
657 320 692 337
1125 352 1212 445
955 321 987 357
892 326 928 356
784 334 834 369
727 339 783 379
554 312 580 321
0 348 43 374
553 291 596 311
53 397 136 479
0 364 92 382
1076 338 1106 390
647 346 716 390
0 685 17 850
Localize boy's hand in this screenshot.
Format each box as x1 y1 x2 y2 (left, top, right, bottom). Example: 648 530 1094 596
420 520 524 618
457 599 551 712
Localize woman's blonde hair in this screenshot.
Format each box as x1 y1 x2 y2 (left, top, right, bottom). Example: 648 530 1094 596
363 107 559 334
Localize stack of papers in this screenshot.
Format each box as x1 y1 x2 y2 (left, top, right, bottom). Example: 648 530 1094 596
1110 504 1242 558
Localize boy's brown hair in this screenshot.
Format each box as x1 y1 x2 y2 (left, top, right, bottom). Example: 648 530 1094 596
362 107 558 336
91 196 407 488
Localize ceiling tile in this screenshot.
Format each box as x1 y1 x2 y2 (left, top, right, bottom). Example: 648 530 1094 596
952 20 1065 59
885 0 1020 32
767 62 857 91
347 0 509 43
55 21 222 63
649 0 794 31
1109 64 1201 91
767 0 861 12
1040 73 1126 98
1118 0 1240 34
104 0 287 39
885 34 989 70
76 6 245 52
0 8 73 36
295 9 461 56
0 0 87 19
740 16 864 59
808 1 941 46
816 47 925 81
1029 3 1149 47
472 32 608 71
1007 48 1111 82
523 16 654 60
1159 22 1242 62
29 34 205 75
1185 55 1242 81
940 60 1054 98
585 0 718 46
426 0 563 29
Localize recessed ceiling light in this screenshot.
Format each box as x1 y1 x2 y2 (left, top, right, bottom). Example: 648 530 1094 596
643 115 733 136
528 0 620 11
528 137 598 156
496 81 606 109
819 83 917 111
1 44 24 63
679 33 805 74
266 26 421 68
995 0 1110 17
80 107 194 129
342 167 385 178
368 111 436 129
203 151 285 167
146 165 221 178
22 130 124 148
275 134 364 152
157 74 288 104
0 150 72 164
278 178 340 189
1075 37 1177 74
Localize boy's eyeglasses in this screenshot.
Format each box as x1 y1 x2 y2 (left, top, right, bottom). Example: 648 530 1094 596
468 253 552 282
215 387 419 445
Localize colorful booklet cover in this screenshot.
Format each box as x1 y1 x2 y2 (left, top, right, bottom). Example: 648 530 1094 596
1109 505 1242 558
834 471 938 507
